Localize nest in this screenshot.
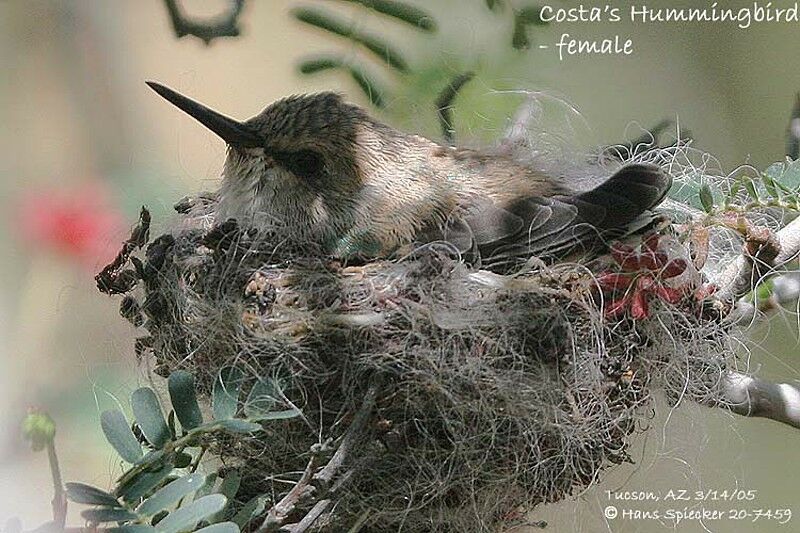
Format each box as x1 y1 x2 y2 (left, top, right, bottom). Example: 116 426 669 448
98 178 736 531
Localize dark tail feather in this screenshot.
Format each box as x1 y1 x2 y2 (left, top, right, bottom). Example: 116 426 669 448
564 163 672 230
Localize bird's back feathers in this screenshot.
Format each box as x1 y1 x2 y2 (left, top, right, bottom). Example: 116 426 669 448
430 163 671 270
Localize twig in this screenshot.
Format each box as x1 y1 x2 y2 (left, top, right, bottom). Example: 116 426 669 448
313 384 378 488
163 0 246 45
716 371 800 429
715 215 800 302
280 499 332 533
257 383 379 532
261 457 318 530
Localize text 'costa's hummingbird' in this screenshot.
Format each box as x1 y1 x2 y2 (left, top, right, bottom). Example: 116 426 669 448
147 81 671 271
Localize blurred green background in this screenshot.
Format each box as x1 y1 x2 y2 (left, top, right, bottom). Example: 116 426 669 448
1 1 799 531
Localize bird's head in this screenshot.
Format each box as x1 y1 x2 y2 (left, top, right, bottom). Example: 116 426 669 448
147 82 391 246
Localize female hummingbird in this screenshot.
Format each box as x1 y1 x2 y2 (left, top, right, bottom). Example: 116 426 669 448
147 81 671 271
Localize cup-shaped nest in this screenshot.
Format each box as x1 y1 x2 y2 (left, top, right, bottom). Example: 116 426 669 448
100 197 733 532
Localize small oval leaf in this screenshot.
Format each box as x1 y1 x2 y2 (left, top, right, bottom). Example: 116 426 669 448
699 183 714 213
218 419 263 433
101 410 143 463
195 522 239 533
118 464 174 503
109 526 157 533
210 471 240 522
250 408 301 423
66 482 121 507
137 473 207 516
354 0 437 31
212 367 245 420
231 496 267 529
81 507 138 524
131 388 170 448
744 178 760 200
154 494 227 533
168 371 203 430
298 56 343 74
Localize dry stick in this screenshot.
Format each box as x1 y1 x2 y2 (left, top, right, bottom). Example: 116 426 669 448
261 456 319 529
280 500 332 533
163 0 246 44
257 383 379 532
314 384 378 487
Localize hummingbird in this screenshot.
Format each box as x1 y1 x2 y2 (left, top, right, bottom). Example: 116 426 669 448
147 81 671 271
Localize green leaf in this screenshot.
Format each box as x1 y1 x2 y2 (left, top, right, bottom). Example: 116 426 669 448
744 178 760 201
109 526 157 533
699 183 714 213
137 473 207 516
517 6 546 25
761 172 779 199
168 371 203 430
174 451 193 469
81 507 138 523
217 419 263 433
195 472 218 500
250 408 301 423
101 410 143 463
118 464 174 503
65 482 121 507
511 6 547 49
780 159 800 189
726 177 743 205
212 367 245 420
231 496 267 529
292 7 409 72
346 0 436 31
349 66 386 108
210 471 240 522
154 494 227 533
195 523 239 533
299 56 343 74
132 388 170 448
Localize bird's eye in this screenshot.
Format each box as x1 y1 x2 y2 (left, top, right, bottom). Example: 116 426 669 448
278 149 324 180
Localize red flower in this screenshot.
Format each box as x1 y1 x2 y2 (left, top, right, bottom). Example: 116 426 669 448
19 183 126 270
597 234 689 320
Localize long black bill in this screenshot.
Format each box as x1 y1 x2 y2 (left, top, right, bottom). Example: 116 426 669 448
146 81 263 148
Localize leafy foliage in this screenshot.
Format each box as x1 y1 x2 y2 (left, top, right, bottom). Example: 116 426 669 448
66 369 301 531
671 158 800 214
292 1 548 110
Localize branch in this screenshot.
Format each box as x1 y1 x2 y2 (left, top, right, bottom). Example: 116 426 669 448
714 215 800 302
163 0 246 44
717 371 800 429
257 383 379 532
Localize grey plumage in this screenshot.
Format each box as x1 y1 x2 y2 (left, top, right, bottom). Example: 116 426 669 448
147 82 671 270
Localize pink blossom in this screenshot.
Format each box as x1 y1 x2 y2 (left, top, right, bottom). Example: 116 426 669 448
19 183 126 270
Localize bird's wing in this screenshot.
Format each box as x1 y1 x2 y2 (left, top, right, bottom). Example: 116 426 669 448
440 164 671 270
